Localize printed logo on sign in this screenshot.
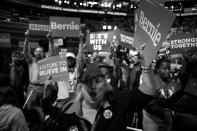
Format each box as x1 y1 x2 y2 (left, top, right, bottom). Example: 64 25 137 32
120 34 133 45
39 61 67 76
51 21 80 30
29 24 50 32
139 10 161 47
171 38 197 49
90 33 108 51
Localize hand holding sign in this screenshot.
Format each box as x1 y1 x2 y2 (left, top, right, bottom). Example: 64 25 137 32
25 29 30 38
134 0 176 66
46 30 52 40
138 43 151 68
43 76 58 103
38 55 70 83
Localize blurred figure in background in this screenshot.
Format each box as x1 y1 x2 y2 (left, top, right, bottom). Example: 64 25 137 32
0 73 29 131
9 51 29 108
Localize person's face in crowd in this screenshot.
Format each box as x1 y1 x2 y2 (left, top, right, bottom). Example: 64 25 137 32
12 53 20 64
158 61 170 81
82 76 106 108
92 52 98 59
67 57 75 68
132 55 139 65
100 67 110 78
34 47 44 61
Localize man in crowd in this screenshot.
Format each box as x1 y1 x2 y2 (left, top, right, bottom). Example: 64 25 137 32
9 51 29 108
23 30 45 109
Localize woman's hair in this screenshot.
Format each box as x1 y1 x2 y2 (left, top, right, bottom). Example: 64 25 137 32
0 86 19 107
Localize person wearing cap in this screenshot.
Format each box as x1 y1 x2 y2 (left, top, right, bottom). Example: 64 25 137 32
42 48 156 131
50 33 85 108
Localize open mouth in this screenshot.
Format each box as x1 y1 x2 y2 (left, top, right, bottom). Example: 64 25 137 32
90 92 96 97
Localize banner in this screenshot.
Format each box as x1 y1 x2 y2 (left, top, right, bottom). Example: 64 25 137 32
50 16 81 37
38 55 69 83
0 33 11 48
29 20 50 36
85 31 114 52
114 30 134 49
169 32 197 54
85 30 134 52
133 0 176 66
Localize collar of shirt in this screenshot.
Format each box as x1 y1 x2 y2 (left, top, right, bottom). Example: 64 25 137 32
65 97 111 117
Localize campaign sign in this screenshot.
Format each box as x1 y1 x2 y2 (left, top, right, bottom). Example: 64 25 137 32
85 31 114 52
38 55 69 83
50 16 80 37
169 32 197 54
29 20 50 36
152 0 164 6
133 0 176 66
115 30 134 49
0 33 11 48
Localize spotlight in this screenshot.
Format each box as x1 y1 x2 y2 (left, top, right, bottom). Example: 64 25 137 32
103 25 107 30
58 0 62 5
108 25 112 30
83 2 87 6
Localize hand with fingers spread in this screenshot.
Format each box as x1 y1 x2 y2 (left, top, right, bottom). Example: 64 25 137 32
43 76 58 104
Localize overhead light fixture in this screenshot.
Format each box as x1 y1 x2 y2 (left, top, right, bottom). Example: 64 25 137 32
108 25 112 30
58 0 62 5
83 2 87 6
103 25 107 30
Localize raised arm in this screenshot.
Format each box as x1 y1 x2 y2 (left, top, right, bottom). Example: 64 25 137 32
47 31 57 57
138 44 156 96
23 30 33 64
76 32 85 79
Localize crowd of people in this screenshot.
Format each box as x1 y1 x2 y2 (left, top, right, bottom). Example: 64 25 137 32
0 23 197 131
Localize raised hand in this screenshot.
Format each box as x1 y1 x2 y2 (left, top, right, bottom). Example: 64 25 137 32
25 29 30 38
46 30 52 40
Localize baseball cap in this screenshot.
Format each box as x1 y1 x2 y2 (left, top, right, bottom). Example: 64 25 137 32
81 63 105 83
66 52 76 58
